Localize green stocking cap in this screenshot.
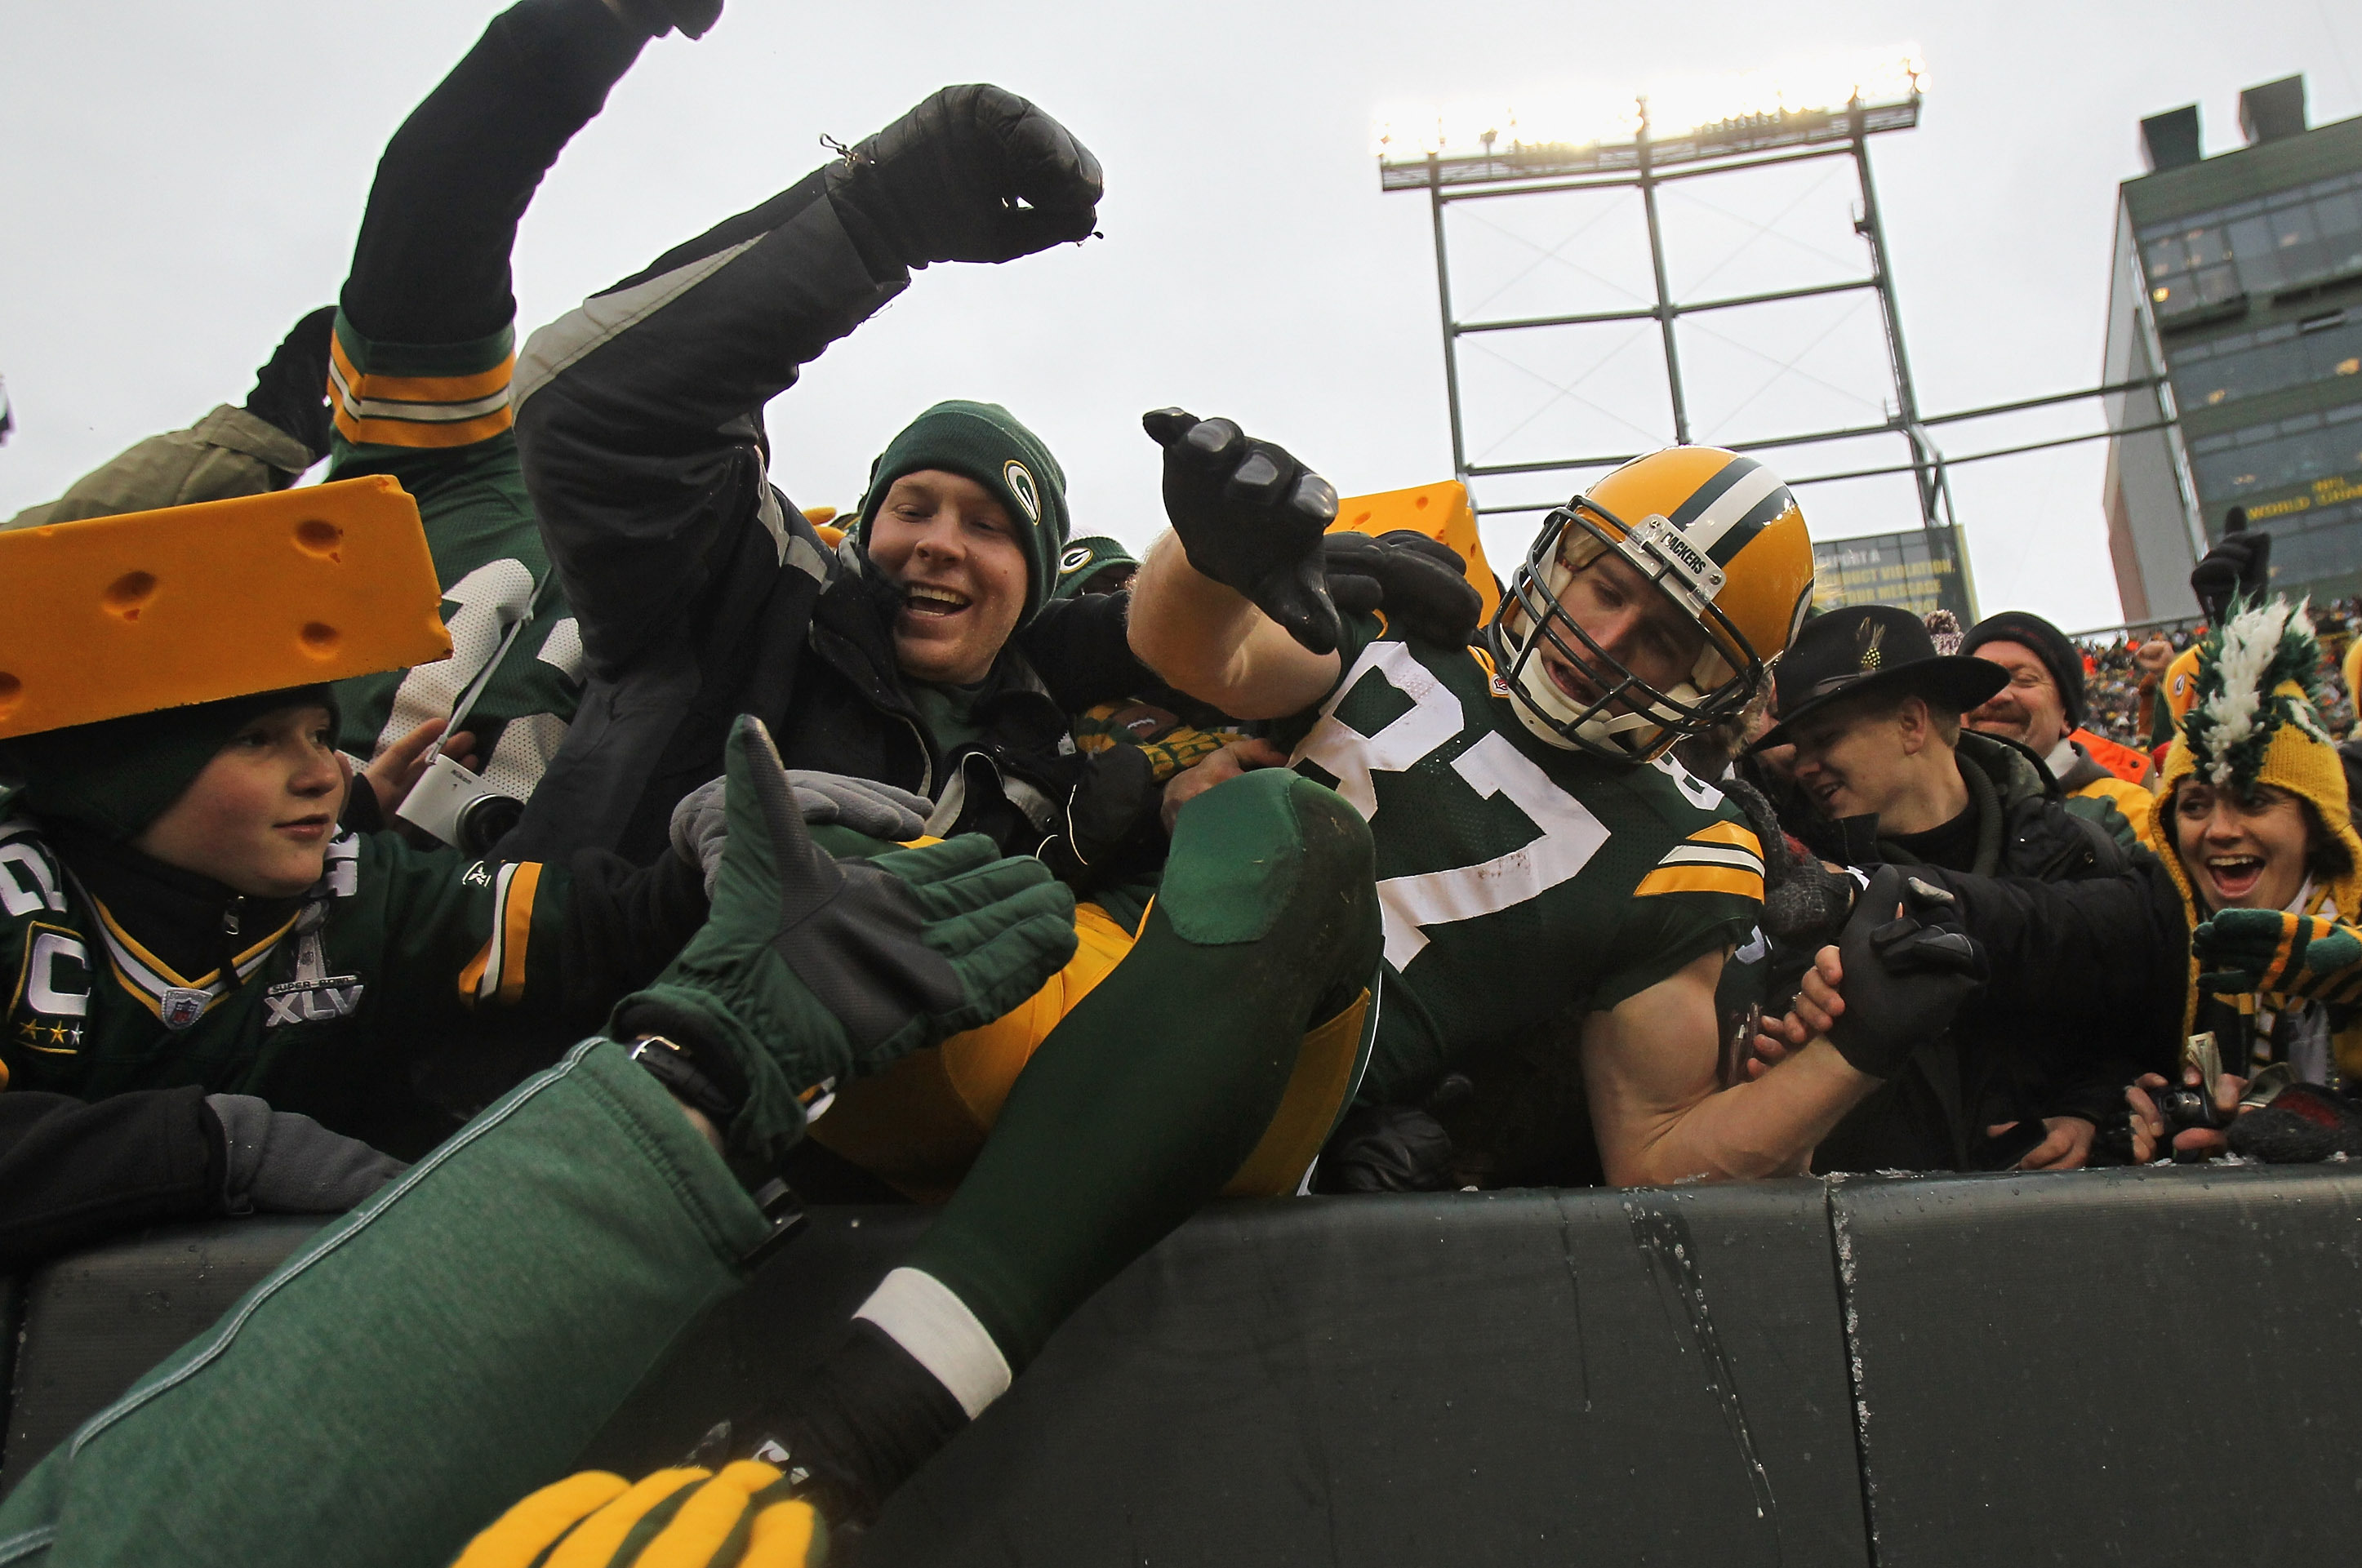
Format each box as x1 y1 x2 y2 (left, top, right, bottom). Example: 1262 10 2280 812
856 402 1070 624
2 686 336 842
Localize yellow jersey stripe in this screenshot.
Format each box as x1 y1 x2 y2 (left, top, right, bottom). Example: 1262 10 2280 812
327 335 514 406
492 861 542 1006
1688 820 1764 855
1634 864 1765 902
332 406 515 449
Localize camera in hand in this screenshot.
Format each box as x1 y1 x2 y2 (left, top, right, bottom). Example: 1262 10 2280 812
397 752 523 857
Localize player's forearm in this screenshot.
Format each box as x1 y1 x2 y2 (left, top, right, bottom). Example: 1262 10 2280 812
1608 1041 1878 1185
1128 533 1335 719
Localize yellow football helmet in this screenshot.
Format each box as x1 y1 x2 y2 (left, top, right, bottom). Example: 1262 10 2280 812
1486 446 1814 761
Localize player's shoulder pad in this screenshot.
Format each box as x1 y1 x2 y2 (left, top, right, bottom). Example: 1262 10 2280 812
1622 757 1766 906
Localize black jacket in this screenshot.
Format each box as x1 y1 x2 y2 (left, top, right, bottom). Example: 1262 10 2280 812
505 168 1163 876
1790 732 2184 1172
0 1088 222 1273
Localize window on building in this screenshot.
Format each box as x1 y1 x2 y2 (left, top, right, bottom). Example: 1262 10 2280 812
2191 401 2362 499
2170 309 2362 408
2141 174 2362 321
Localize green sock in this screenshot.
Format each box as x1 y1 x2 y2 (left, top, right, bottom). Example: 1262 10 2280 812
902 769 1379 1369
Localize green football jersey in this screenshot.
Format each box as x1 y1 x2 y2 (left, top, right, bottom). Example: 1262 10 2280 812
1281 619 1766 1103
324 313 584 798
1 814 575 1144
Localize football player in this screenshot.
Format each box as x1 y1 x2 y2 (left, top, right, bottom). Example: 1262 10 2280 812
1130 414 1961 1184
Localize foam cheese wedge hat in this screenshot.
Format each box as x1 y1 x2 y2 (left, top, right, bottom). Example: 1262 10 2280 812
0 476 451 740
1328 479 1501 624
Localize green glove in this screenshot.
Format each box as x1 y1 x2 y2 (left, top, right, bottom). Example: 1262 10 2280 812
2195 908 2362 1001
610 716 1078 1162
451 1463 824 1567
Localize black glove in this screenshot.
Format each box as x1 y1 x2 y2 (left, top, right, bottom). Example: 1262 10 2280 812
1321 531 1485 647
1311 1104 1459 1193
1822 866 1986 1079
824 84 1101 269
1142 407 1343 654
2189 529 2271 624
242 305 337 463
605 0 723 38
207 1094 407 1215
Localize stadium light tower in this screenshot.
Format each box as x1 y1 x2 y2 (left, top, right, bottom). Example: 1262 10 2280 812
1379 52 1991 615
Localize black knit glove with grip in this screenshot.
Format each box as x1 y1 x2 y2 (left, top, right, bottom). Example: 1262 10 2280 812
1823 866 1987 1079
825 84 1101 269
1322 530 1484 647
242 305 338 464
1143 408 1343 655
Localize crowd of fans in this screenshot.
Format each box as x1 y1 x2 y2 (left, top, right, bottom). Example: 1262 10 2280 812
1 2 2357 1563
2075 594 2362 748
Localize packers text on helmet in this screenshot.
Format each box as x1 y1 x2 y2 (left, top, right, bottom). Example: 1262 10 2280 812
1484 447 1814 761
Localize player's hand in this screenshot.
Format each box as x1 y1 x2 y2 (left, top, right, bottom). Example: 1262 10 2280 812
1822 866 1986 1079
1321 531 1484 647
1143 408 1341 654
362 717 475 819
1161 736 1287 834
825 84 1101 268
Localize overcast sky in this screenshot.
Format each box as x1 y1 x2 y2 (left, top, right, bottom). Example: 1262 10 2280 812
5 0 2357 633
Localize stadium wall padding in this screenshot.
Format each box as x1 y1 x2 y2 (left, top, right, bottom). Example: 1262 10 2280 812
2 1168 2357 1566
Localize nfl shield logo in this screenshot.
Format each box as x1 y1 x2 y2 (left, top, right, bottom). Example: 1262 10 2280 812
159 988 208 1031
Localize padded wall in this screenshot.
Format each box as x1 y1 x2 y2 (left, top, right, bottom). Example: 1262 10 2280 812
5 1167 2360 1568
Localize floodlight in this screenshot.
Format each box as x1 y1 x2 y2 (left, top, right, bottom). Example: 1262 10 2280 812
1373 46 1926 175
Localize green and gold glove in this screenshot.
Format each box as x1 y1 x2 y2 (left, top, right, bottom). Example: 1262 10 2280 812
2194 908 2362 1002
451 1463 824 1568
610 716 1078 1162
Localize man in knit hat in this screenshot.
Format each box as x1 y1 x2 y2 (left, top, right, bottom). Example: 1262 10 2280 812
1960 610 2150 842
1052 535 1142 599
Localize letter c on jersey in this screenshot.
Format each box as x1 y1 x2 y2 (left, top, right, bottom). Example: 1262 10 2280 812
27 931 91 1017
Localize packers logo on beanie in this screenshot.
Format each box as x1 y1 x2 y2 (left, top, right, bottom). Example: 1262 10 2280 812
856 402 1070 624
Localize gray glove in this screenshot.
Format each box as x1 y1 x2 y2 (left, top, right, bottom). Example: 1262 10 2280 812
669 771 933 897
207 1095 407 1215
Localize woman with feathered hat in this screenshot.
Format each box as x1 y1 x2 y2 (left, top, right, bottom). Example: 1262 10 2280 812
2128 596 2362 1161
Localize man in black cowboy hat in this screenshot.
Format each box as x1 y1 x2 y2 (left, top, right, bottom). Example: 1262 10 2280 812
1755 605 2183 1174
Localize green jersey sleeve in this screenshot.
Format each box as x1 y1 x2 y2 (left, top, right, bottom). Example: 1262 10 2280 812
324 313 584 796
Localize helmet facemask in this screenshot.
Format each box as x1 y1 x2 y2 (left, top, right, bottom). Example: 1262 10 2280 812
1487 498 1764 762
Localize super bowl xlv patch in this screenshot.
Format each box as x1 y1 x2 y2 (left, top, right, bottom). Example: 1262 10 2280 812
263 906 365 1028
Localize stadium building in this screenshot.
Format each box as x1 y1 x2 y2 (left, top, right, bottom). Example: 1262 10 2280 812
2103 75 2362 620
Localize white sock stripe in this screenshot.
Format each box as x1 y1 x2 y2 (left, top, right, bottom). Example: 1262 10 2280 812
853 1267 1012 1421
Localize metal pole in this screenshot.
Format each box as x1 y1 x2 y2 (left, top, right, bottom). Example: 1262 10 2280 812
1427 160 1471 487
1635 99 1692 445
1849 100 1938 534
